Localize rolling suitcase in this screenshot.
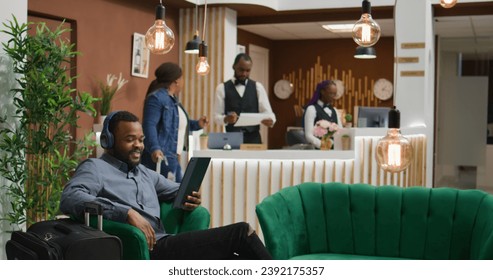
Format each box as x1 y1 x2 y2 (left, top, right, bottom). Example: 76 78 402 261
6 202 122 260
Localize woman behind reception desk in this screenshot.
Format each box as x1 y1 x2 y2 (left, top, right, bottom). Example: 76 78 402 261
303 80 342 149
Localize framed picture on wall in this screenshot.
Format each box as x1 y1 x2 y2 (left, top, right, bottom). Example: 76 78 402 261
131 33 150 78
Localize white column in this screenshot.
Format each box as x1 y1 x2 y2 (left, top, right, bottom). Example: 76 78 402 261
223 8 237 80
394 0 435 187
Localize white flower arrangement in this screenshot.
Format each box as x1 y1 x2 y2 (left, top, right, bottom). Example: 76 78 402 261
313 119 339 139
98 72 128 115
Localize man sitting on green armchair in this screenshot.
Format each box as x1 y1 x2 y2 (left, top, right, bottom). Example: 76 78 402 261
60 110 271 260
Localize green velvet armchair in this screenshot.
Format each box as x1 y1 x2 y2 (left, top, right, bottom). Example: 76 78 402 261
89 202 210 260
256 182 493 260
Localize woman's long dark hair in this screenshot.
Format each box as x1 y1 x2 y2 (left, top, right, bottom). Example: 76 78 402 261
306 80 336 106
146 62 183 97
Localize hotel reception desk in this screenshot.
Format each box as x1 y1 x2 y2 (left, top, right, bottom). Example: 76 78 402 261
190 128 427 234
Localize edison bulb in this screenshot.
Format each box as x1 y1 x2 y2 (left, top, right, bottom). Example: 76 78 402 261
375 128 414 173
145 19 175 55
196 57 210 76
352 14 381 47
440 0 457 8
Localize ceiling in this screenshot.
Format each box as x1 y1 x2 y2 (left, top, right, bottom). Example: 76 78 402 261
237 15 493 40
164 1 493 56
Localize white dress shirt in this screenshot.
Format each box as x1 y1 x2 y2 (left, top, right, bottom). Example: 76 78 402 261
304 100 341 149
176 105 187 155
213 78 276 127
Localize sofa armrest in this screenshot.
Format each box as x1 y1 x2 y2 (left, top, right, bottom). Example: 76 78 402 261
160 202 210 234
256 191 305 260
89 217 149 260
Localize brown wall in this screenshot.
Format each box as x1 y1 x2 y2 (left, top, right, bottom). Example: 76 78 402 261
28 0 181 139
27 1 394 149
238 30 395 148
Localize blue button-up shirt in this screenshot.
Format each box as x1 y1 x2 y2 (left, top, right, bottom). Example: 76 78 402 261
60 153 179 239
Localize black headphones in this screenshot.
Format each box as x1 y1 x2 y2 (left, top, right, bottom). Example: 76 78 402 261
100 111 121 149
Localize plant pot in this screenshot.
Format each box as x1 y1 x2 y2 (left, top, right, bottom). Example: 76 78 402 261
342 136 351 150
199 136 209 150
98 114 107 124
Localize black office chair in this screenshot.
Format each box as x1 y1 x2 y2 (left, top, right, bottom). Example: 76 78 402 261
285 129 307 145
285 129 314 150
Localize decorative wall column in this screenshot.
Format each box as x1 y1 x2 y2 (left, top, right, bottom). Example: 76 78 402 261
394 0 435 187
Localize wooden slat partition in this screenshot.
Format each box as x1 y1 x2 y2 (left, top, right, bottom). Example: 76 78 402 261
283 56 393 119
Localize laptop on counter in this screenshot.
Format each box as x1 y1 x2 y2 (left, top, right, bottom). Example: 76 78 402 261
172 157 211 209
207 132 243 149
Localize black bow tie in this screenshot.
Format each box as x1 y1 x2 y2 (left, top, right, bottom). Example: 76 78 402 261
234 79 246 86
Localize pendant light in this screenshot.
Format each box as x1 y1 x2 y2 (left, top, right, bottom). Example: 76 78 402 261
375 107 414 173
354 46 376 59
440 0 457 8
375 1 413 173
184 0 200 54
196 0 210 76
145 0 175 55
196 42 210 75
352 0 381 47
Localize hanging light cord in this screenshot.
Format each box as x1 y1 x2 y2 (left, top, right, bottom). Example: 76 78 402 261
393 0 398 106
194 0 198 33
202 0 208 40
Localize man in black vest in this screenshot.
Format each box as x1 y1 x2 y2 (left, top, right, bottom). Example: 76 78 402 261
213 53 276 144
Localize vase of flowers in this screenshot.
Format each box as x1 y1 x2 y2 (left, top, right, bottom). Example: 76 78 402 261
98 72 128 123
313 119 339 150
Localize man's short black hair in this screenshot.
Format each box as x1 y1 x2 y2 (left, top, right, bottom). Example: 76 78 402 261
233 53 252 66
108 111 139 135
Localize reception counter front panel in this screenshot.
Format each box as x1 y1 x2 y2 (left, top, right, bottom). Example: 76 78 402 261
192 133 427 234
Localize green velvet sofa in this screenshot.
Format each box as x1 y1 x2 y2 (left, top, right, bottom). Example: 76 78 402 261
255 182 493 260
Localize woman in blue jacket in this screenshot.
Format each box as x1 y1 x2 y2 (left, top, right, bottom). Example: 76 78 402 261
142 62 208 182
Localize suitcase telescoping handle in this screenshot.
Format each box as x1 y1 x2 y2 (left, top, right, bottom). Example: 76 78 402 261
84 202 103 231
156 157 161 173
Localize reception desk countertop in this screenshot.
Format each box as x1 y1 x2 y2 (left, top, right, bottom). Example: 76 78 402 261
193 149 355 160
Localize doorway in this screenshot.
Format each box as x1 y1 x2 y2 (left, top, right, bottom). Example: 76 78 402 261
435 37 492 193
248 44 270 146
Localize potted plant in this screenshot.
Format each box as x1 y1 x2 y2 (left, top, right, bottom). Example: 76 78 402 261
98 73 128 123
199 132 209 150
341 134 351 150
0 17 97 227
344 113 353 128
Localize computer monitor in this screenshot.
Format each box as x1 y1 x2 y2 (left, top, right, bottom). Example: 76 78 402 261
207 132 243 149
356 106 390 128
